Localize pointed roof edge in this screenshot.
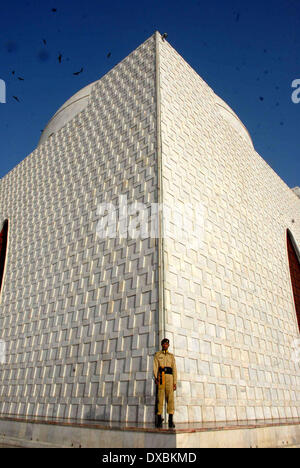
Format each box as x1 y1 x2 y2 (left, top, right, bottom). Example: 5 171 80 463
38 31 159 147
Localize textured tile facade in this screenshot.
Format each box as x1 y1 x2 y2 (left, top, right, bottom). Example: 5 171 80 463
158 37 300 422
0 35 159 423
0 32 299 424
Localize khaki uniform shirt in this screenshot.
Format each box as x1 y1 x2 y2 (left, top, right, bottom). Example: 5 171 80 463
153 350 177 385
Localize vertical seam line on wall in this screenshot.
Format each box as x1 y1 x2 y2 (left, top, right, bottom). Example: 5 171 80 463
155 31 166 342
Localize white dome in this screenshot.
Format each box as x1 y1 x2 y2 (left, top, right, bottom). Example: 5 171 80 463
38 80 98 146
214 94 253 147
292 187 300 198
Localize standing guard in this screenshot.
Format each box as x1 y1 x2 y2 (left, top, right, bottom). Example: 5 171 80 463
153 338 177 428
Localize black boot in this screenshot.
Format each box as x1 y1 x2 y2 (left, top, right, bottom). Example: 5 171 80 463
156 414 163 428
168 414 175 428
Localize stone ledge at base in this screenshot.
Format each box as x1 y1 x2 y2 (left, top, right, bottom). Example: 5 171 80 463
0 416 299 448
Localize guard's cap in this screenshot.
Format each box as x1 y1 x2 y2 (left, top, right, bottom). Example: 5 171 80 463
161 338 170 345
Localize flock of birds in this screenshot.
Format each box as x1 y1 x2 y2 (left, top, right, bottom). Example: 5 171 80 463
8 19 168 105
9 7 113 103
5 6 283 130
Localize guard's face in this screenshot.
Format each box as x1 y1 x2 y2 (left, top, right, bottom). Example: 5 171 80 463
162 342 169 351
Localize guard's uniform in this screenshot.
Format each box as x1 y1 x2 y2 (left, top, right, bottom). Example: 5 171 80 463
153 350 177 415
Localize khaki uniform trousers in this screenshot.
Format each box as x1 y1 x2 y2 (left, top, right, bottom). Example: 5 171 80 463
157 374 175 415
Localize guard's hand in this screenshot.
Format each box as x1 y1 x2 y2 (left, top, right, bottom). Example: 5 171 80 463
155 378 159 385
173 384 177 391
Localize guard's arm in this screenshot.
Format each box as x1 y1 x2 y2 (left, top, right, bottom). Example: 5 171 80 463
153 353 159 383
172 355 177 386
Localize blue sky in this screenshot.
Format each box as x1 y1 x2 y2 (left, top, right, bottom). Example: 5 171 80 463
0 0 299 187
